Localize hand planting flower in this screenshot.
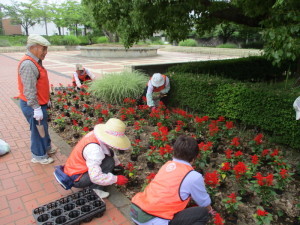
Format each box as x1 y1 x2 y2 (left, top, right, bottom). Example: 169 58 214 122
254 207 273 225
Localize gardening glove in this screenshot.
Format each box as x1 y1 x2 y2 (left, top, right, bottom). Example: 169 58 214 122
116 175 128 185
33 107 43 121
47 100 52 108
208 208 216 216
113 165 125 175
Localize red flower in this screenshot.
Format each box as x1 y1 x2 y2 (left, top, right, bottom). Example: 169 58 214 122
270 149 279 157
226 193 237 203
254 133 263 145
225 148 233 159
214 213 224 225
233 162 248 179
251 155 259 165
72 120 78 126
279 169 289 179
225 121 234 129
217 116 225 122
221 162 231 171
101 109 109 115
230 137 240 147
120 115 126 120
256 209 268 216
234 151 243 157
204 171 220 188
146 173 156 182
198 142 213 151
157 122 162 127
253 172 274 186
82 127 89 132
261 149 270 157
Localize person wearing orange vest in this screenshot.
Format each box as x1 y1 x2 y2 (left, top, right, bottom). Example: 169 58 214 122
131 135 215 225
18 34 55 165
72 63 95 88
55 118 131 199
142 73 170 109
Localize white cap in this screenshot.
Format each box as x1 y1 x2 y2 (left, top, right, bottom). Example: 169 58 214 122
293 97 300 120
151 73 164 87
27 34 50 46
76 63 83 70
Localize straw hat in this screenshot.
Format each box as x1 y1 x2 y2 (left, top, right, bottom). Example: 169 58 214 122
94 118 131 150
27 34 50 46
151 73 164 87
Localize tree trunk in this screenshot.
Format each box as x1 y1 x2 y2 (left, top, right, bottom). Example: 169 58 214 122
44 18 48 36
25 27 29 36
58 27 61 35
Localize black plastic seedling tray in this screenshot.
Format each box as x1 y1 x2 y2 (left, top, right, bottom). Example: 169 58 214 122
32 188 106 225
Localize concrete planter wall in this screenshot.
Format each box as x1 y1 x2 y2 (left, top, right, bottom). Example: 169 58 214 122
80 46 159 58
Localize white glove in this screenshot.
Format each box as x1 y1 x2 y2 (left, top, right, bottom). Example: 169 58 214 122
47 100 51 108
33 107 43 121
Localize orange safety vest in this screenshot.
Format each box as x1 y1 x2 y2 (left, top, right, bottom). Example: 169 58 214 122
148 75 167 92
132 161 193 220
72 68 92 85
64 131 100 178
17 55 50 105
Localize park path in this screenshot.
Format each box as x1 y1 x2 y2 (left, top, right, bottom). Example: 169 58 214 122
0 48 238 225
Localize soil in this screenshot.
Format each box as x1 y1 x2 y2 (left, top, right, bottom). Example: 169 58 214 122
48 88 300 225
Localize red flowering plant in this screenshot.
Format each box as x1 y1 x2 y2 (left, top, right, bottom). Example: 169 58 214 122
141 172 156 191
53 114 66 130
204 170 220 195
132 139 143 156
220 120 236 139
253 207 273 225
122 97 137 107
213 212 225 225
194 115 210 136
148 107 165 126
146 146 164 164
196 141 213 167
218 162 232 185
248 133 265 154
275 168 294 191
222 192 242 214
149 126 169 148
70 108 84 121
248 154 261 174
232 161 251 196
119 107 136 125
251 172 276 206
133 121 144 138
158 144 173 162
169 108 193 129
123 162 138 178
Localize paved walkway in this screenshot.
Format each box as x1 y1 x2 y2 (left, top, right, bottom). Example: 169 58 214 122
0 48 238 225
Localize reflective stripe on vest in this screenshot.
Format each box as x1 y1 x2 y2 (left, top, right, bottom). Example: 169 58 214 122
132 161 193 220
17 55 50 105
64 131 100 177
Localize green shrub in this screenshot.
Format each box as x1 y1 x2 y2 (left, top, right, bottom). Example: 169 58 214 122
77 36 90 45
95 36 109 43
0 39 11 47
179 39 197 47
168 56 296 82
167 72 300 148
47 35 63 45
216 43 238 48
88 70 148 105
61 35 80 46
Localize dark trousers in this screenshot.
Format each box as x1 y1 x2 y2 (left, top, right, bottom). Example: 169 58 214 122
168 207 209 225
73 155 115 190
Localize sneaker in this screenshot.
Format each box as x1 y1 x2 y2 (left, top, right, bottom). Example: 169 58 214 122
48 148 57 154
93 189 110 199
31 157 54 164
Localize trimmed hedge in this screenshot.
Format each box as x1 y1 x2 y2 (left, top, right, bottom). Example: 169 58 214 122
167 73 300 149
167 56 296 82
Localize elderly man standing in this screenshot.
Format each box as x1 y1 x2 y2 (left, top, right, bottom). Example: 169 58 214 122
17 34 54 164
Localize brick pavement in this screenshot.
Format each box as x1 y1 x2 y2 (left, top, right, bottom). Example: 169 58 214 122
0 49 237 225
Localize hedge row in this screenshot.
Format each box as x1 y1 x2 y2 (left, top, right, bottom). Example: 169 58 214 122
167 73 300 149
167 56 296 82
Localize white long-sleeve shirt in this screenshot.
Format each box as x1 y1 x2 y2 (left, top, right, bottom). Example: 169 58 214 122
73 68 95 87
82 142 120 186
146 77 170 107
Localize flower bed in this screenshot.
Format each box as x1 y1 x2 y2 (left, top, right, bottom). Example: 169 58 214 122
48 84 300 225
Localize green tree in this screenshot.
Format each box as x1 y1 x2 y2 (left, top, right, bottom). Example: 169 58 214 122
48 3 66 35
61 0 84 36
83 0 300 70
3 0 42 36
0 4 4 35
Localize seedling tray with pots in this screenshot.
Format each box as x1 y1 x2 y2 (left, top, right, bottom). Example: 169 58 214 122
32 188 106 225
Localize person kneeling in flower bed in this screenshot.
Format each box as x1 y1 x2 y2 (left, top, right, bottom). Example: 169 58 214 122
54 118 131 199
130 135 215 225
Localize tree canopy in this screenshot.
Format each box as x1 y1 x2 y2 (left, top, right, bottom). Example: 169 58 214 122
83 0 300 67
